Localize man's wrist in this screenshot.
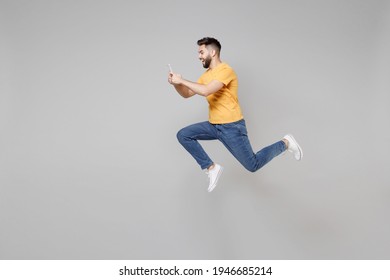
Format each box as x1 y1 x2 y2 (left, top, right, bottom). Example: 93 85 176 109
179 78 187 86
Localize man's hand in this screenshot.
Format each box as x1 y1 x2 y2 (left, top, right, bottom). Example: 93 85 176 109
168 72 181 85
169 73 183 85
168 72 195 98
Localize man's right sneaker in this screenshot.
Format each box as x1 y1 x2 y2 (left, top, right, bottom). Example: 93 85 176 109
206 163 223 192
284 134 303 160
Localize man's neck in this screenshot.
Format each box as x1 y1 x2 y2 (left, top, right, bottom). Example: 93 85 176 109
209 58 222 70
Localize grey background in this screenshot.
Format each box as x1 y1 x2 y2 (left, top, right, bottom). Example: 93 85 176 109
1 0 389 259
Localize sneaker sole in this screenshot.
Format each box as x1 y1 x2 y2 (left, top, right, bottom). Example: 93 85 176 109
208 166 224 192
287 134 303 160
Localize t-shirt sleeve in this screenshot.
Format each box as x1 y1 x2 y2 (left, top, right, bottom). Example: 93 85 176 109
213 66 234 86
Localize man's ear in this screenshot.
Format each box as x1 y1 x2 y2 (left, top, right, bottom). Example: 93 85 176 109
211 49 216 57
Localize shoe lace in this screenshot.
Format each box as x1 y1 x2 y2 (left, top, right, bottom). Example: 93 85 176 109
206 170 213 182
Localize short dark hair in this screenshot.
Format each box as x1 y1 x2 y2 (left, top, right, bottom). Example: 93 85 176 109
197 37 221 53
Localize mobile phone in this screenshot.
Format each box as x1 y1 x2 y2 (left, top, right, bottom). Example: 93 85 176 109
167 64 173 73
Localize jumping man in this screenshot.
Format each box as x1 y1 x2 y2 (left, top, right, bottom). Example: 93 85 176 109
168 37 303 192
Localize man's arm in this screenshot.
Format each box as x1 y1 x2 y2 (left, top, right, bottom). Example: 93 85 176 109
173 83 197 98
168 73 196 98
171 73 224 97
179 79 223 97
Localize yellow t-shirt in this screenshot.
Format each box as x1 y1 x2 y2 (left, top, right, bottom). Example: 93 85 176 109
197 63 243 124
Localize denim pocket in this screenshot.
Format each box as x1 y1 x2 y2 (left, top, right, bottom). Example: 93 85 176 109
220 119 247 137
236 121 248 136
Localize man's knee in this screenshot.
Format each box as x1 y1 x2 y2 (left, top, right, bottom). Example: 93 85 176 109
176 128 187 143
246 166 258 173
241 162 258 173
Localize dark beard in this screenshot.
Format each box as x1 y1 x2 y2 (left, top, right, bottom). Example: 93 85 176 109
202 56 212 68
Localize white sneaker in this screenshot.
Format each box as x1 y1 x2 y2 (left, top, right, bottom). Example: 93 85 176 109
284 134 303 160
206 164 223 192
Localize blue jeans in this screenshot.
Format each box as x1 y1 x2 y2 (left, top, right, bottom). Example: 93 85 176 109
177 119 286 172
